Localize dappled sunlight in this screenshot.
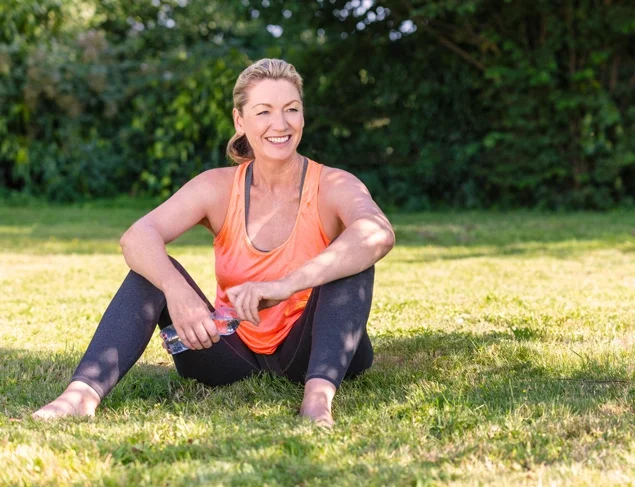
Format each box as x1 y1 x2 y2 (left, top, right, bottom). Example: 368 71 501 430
82 347 121 388
329 288 351 307
342 329 362 354
2 208 635 485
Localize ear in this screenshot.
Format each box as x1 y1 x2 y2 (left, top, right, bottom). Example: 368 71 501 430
233 108 244 134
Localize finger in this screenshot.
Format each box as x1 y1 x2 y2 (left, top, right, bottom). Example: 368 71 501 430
173 325 193 350
236 287 254 324
193 323 213 349
235 305 249 324
246 292 260 325
233 290 250 322
202 317 220 344
239 288 256 324
253 292 263 324
226 285 242 308
184 327 203 350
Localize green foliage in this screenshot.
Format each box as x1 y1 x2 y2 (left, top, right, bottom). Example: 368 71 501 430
0 0 251 201
1 0 634 208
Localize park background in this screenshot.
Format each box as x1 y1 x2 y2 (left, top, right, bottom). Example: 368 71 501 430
1 0 634 210
1 1 635 486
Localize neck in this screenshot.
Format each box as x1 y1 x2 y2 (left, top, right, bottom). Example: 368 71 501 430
251 154 302 191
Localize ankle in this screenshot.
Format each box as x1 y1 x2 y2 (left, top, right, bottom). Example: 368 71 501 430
65 381 101 407
304 378 336 403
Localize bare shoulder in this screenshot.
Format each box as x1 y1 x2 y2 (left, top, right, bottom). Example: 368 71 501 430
320 166 372 210
319 165 371 199
185 166 235 203
139 165 239 239
317 164 384 236
193 166 239 233
197 165 238 188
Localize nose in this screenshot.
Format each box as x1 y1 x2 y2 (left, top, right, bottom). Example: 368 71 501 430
270 111 288 131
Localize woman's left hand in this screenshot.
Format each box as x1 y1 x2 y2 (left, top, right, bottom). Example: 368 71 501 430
226 280 294 325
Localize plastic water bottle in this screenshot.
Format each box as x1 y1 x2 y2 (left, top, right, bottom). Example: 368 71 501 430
160 306 240 355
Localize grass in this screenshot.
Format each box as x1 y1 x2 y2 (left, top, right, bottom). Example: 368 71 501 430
1 205 635 486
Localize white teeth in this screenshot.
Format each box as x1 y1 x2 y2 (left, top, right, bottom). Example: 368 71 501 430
267 136 290 144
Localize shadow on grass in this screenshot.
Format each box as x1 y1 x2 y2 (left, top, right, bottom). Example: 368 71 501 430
2 328 632 422
362 329 635 444
0 348 176 417
2 328 634 483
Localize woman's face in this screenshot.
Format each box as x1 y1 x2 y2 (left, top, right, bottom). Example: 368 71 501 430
233 78 304 164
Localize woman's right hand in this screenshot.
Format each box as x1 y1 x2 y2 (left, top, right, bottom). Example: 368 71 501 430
164 283 221 350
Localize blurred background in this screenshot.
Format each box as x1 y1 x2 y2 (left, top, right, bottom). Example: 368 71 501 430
0 0 634 211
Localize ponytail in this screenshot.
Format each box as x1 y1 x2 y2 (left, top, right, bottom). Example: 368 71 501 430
226 132 254 165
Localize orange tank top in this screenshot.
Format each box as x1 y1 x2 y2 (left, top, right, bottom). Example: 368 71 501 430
213 159 331 354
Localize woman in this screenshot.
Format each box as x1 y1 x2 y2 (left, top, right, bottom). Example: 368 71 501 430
33 58 395 426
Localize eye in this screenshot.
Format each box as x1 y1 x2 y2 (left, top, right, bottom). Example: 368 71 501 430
287 108 299 112
257 110 269 115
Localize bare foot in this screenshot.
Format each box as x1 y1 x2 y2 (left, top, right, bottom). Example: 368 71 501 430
32 381 101 420
299 378 336 428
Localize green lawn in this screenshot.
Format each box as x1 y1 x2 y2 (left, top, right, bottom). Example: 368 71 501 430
1 205 635 486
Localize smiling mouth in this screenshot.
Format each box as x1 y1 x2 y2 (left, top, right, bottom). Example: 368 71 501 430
266 135 291 144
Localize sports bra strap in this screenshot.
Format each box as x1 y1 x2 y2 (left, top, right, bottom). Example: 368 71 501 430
244 157 309 236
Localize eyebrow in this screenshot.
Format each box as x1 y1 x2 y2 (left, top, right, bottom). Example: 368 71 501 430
251 100 302 109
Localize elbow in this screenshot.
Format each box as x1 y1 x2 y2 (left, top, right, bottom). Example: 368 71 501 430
357 217 396 256
119 224 138 254
382 226 396 254
375 224 395 257
119 231 130 255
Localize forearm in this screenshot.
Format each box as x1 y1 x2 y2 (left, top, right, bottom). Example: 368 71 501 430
283 216 394 293
119 223 187 294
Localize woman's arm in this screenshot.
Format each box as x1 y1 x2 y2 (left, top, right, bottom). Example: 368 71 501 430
120 171 216 290
284 168 395 292
226 168 394 324
119 168 234 349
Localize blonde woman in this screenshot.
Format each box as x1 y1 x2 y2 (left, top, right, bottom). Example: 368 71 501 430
34 58 395 426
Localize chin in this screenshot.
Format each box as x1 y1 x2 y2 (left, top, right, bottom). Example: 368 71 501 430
263 147 298 162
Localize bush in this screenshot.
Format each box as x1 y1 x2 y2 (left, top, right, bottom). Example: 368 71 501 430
1 0 634 209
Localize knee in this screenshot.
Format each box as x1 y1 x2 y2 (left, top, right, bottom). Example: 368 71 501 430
351 265 375 282
322 265 375 293
321 265 374 309
349 265 374 289
124 270 163 296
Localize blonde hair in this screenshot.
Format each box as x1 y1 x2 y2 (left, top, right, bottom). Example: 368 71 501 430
226 58 304 164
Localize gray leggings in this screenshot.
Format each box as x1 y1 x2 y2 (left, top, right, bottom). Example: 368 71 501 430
71 257 374 400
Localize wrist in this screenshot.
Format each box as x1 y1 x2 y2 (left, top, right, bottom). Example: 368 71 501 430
160 272 189 296
281 271 305 296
